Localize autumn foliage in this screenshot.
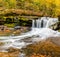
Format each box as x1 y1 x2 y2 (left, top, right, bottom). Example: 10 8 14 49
0 0 60 17
23 37 60 57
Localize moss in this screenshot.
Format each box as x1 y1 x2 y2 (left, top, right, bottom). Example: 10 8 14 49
4 23 15 28
58 29 60 32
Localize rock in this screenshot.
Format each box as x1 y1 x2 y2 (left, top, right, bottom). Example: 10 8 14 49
14 26 21 30
50 24 58 30
7 47 20 53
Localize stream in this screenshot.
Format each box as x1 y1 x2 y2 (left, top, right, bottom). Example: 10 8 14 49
0 17 60 57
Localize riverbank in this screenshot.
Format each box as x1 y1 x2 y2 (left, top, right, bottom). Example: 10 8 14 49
0 47 20 57
0 37 60 57
0 26 30 36
22 37 60 57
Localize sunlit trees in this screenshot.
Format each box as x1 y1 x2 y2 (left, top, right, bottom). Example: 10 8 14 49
0 0 60 17
16 0 25 9
8 0 16 9
0 0 16 9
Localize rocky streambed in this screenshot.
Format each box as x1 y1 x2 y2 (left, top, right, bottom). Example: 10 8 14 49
22 37 60 57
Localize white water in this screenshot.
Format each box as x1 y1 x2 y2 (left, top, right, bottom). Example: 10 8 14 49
0 17 60 52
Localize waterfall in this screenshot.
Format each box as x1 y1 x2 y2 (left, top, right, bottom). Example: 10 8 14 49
36 19 42 28
32 20 35 28
32 17 58 28
46 19 51 28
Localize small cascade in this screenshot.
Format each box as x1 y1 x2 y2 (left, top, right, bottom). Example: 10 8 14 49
32 20 35 28
32 17 58 28
46 19 51 28
36 19 41 28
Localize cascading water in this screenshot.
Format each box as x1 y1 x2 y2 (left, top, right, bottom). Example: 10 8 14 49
32 20 35 28
0 17 60 53
32 17 60 38
32 17 58 28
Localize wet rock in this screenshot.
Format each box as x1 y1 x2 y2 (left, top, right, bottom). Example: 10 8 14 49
7 47 20 53
21 38 32 43
0 42 5 46
14 26 21 30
